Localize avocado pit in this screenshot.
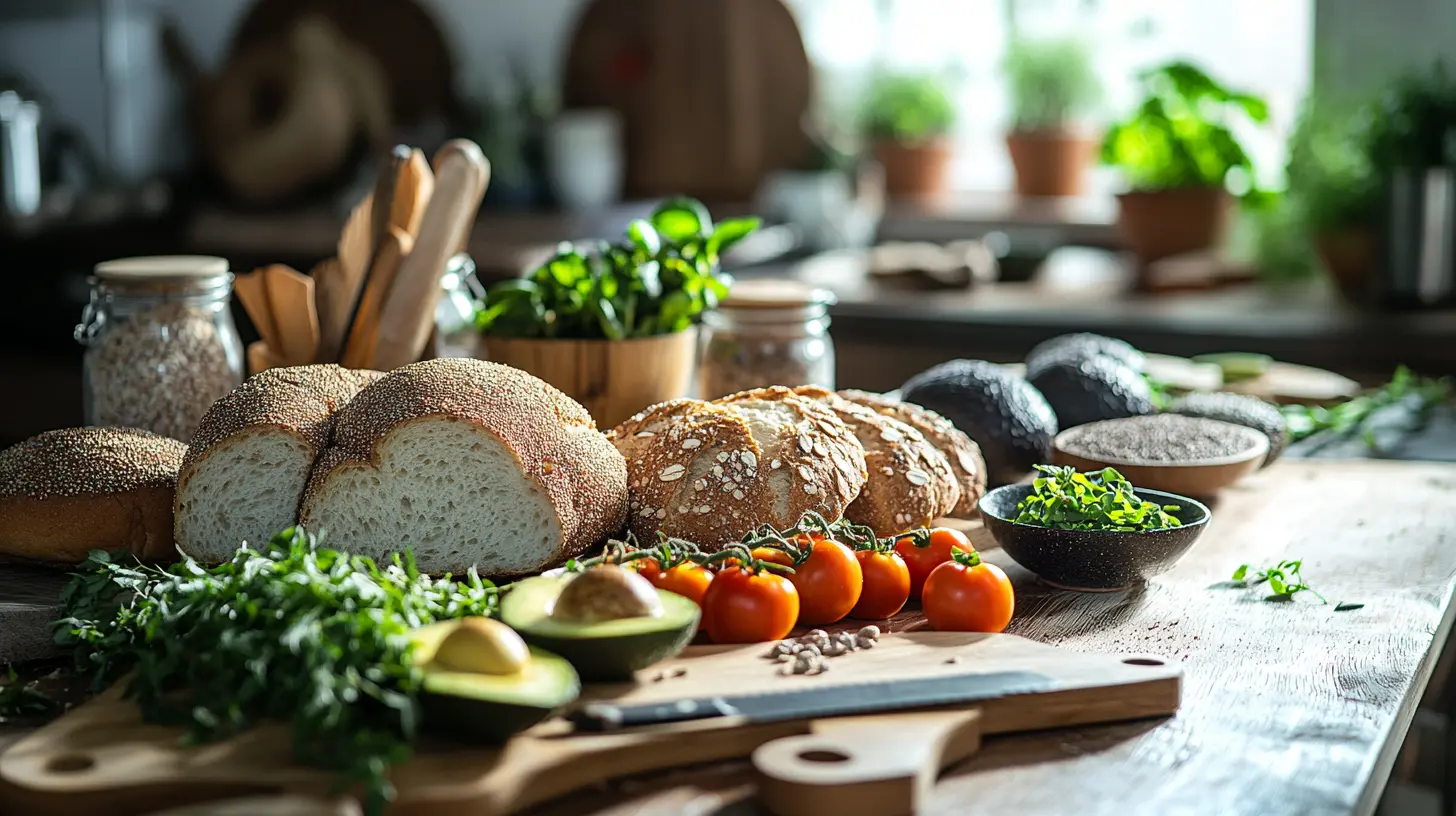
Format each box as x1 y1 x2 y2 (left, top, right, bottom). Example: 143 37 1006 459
550 565 664 625
433 617 530 675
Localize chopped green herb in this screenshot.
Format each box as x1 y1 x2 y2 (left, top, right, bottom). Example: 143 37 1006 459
1334 602 1365 612
1013 465 1182 532
54 527 499 815
1282 365 1452 445
0 666 58 721
1229 559 1327 604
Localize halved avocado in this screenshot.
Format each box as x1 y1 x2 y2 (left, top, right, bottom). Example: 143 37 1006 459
499 575 700 682
410 619 580 744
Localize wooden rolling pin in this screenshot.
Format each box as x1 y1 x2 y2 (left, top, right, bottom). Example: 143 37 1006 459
369 140 489 371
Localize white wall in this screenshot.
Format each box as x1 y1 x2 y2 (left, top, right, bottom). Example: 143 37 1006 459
1313 0 1456 104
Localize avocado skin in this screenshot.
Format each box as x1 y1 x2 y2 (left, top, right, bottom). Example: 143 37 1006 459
900 359 1059 487
420 680 563 745
1166 391 1288 467
1026 333 1145 375
1028 356 1155 429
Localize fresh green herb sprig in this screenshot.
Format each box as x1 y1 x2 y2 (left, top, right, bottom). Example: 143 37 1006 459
1282 365 1452 445
1229 560 1364 610
1013 465 1183 532
55 527 499 815
474 197 760 340
0 666 59 721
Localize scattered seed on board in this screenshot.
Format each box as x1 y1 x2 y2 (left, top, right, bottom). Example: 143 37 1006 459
945 656 961 665
857 625 881 640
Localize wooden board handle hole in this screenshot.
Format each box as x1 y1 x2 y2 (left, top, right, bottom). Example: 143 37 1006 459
45 754 95 774
798 750 850 763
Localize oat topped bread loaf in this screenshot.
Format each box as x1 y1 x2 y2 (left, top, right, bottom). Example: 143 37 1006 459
0 427 187 566
300 358 629 576
838 389 987 517
792 387 959 535
608 387 868 550
174 365 381 563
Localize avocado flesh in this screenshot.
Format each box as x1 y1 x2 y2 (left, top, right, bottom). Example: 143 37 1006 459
500 576 700 682
410 620 581 744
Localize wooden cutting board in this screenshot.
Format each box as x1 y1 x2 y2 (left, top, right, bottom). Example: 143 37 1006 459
0 633 1179 816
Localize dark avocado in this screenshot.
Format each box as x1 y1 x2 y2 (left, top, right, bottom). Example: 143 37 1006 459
1166 391 1288 467
500 574 700 682
410 619 580 744
1028 355 1155 429
900 359 1059 487
1026 333 1145 376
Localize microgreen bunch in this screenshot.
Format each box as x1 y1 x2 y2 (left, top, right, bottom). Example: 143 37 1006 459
1013 465 1182 532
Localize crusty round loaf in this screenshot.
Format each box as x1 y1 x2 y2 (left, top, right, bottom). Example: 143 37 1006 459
608 388 868 550
0 427 187 566
793 387 959 535
300 358 629 576
175 365 381 562
839 389 988 517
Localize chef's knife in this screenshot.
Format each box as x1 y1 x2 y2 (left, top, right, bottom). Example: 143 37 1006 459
569 670 1056 731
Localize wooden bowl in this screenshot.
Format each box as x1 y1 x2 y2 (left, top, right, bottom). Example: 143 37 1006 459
979 484 1211 591
1051 431 1267 499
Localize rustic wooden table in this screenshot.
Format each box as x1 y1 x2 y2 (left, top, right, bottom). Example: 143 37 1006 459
4 457 1455 816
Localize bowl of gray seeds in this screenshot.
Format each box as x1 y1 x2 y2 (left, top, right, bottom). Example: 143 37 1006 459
1051 414 1269 498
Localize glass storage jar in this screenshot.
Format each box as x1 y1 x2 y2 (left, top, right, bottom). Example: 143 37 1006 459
698 278 836 399
75 256 244 441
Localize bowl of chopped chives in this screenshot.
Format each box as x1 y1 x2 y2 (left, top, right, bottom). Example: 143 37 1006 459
979 464 1211 591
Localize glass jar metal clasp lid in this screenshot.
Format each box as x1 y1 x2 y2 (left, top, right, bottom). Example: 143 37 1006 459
717 278 836 321
91 255 233 293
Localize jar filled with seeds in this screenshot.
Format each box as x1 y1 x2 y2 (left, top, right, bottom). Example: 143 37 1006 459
75 256 244 441
699 279 836 399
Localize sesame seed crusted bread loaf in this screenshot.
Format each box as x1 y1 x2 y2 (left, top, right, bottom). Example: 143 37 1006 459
174 365 381 563
607 388 868 550
0 427 187 566
792 387 960 536
299 358 629 576
838 389 988 518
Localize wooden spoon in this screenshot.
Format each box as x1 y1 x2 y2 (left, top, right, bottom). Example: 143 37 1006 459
340 226 414 370
263 264 320 365
389 147 434 239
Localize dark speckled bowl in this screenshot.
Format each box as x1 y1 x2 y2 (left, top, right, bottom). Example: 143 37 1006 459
978 483 1211 591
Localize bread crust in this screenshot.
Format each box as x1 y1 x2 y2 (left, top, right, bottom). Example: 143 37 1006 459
792 387 959 535
608 388 868 550
300 358 628 572
839 389 987 517
0 427 186 566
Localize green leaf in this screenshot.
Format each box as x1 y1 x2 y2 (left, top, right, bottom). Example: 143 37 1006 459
1334 602 1365 612
1268 574 1288 595
651 197 713 244
626 219 662 255
705 217 761 259
1231 564 1248 581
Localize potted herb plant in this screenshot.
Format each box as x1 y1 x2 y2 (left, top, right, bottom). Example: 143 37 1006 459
1101 62 1271 271
474 197 759 427
1003 37 1103 197
863 72 957 200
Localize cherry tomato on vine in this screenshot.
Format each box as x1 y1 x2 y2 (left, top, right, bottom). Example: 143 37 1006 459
850 549 911 620
630 558 712 606
922 550 1014 633
895 527 975 600
702 566 800 643
753 536 863 625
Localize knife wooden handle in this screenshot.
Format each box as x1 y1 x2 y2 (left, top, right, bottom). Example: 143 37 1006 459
753 708 983 816
370 139 488 371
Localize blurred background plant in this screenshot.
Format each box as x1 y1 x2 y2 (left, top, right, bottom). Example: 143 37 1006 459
1003 37 1102 132
862 72 957 143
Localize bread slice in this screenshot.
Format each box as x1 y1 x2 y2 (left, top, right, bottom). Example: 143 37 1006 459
0 427 187 566
174 365 380 563
299 359 628 576
793 387 959 535
839 389 987 517
608 388 867 550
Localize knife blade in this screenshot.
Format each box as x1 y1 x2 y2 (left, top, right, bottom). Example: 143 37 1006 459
569 670 1056 731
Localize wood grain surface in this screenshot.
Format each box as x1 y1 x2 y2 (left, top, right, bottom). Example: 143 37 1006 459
0 567 67 664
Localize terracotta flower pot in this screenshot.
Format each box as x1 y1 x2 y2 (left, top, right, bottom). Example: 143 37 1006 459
477 328 699 429
1114 187 1233 265
1004 129 1098 197
873 137 952 201
1315 227 1377 305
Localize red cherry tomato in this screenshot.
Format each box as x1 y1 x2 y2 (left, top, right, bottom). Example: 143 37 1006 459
894 527 975 600
631 558 713 607
701 566 800 643
850 549 911 620
753 536 863 626
922 551 1015 633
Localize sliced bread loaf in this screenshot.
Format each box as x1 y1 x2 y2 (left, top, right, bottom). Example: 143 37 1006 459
0 427 187 566
793 387 960 535
299 358 628 576
608 388 867 550
174 365 380 563
839 389 987 517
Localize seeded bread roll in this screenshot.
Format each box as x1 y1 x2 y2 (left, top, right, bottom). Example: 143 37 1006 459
838 389 988 517
608 388 868 550
793 387 959 535
174 365 381 562
300 358 629 576
0 427 188 566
